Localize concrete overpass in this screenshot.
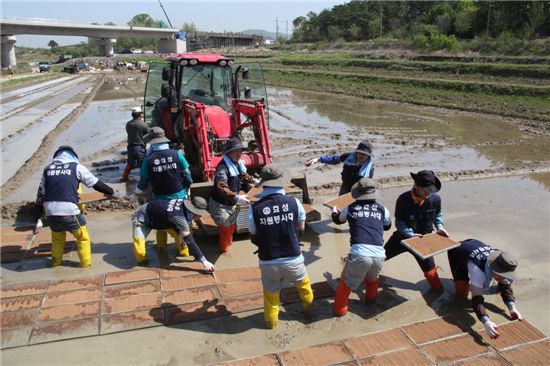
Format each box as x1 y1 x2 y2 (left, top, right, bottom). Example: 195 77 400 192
0 19 184 67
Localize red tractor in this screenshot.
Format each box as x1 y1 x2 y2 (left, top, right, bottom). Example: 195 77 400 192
143 53 272 182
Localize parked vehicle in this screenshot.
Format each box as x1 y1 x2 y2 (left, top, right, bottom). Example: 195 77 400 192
38 61 51 72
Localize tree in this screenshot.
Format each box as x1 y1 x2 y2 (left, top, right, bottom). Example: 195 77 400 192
48 40 58 50
128 13 159 28
181 22 197 34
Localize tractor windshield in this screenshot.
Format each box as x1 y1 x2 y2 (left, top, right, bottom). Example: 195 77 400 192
180 64 233 111
143 61 166 127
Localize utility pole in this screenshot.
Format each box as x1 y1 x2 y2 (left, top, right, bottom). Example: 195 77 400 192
285 20 288 41
486 0 491 36
275 18 279 44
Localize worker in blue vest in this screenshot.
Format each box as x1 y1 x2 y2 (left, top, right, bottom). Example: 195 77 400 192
331 178 392 316
448 239 523 339
305 140 374 196
209 137 254 253
132 127 194 256
248 164 314 329
384 170 449 291
34 146 118 267
133 126 192 200
132 196 215 272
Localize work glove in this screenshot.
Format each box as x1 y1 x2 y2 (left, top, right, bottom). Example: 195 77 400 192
436 227 449 237
110 190 121 199
34 219 43 234
331 206 339 214
251 177 261 186
235 195 250 205
201 258 215 273
483 319 500 339
305 157 319 167
508 302 524 321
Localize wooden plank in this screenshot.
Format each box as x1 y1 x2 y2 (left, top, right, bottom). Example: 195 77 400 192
401 233 459 260
78 192 110 204
323 193 354 209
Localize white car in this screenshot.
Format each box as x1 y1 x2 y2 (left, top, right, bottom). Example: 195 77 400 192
143 50 154 54
130 49 142 54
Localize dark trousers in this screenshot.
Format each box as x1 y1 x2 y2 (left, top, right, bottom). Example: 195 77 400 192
127 144 146 168
384 231 435 272
447 247 469 281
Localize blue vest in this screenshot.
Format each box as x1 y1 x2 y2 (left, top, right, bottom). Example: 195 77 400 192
146 150 185 196
252 194 301 260
43 162 79 204
347 200 386 246
396 191 441 235
458 239 494 272
211 159 243 205
146 198 187 230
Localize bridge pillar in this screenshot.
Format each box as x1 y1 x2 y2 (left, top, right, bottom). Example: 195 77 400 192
97 38 116 56
1 35 17 68
157 38 186 54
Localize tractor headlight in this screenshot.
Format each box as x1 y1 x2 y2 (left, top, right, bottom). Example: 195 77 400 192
219 60 227 67
180 59 188 66
189 59 198 66
228 60 234 66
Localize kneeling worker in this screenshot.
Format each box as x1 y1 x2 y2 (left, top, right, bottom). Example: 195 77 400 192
331 178 392 316
248 164 314 329
132 196 215 272
35 146 119 267
448 239 523 339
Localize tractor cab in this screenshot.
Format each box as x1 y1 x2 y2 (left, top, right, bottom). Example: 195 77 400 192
144 53 272 182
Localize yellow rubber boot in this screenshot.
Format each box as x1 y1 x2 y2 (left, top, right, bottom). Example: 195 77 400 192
263 289 280 329
295 273 314 318
133 236 147 263
167 229 189 256
77 183 86 215
51 231 66 267
72 225 91 268
156 230 168 252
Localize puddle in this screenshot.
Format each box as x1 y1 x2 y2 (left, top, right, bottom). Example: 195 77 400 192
1 77 93 139
1 103 80 186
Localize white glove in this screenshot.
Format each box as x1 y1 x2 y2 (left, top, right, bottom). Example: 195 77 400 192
331 206 339 214
508 303 524 321
305 157 319 167
34 219 43 234
483 319 500 339
436 227 449 237
251 177 261 186
235 195 250 205
110 190 121 199
201 258 215 273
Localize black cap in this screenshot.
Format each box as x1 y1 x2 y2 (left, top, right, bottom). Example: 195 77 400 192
224 137 246 154
355 141 372 156
53 145 78 159
410 170 441 193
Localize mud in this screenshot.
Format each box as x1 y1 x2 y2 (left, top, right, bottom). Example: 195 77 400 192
0 75 548 365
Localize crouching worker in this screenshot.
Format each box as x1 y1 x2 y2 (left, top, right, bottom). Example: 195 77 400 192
448 239 523 339
35 146 119 267
331 178 391 316
248 164 314 329
132 196 215 272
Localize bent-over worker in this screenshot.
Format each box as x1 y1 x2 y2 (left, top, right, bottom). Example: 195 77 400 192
305 140 374 196
384 170 449 291
132 196 215 272
35 146 118 267
248 164 314 329
448 239 523 339
209 137 254 253
331 178 392 316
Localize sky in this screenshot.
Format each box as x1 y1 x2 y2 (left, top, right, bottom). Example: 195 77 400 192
1 0 346 48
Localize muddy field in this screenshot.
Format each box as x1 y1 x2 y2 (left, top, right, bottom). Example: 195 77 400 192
0 72 549 365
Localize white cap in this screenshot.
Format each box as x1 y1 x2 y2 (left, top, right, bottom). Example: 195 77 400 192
131 106 142 114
